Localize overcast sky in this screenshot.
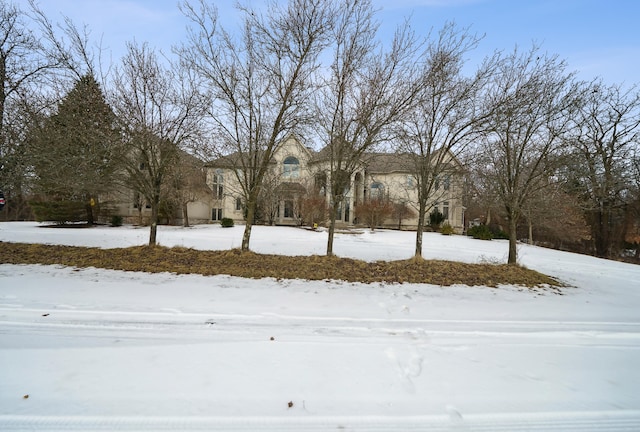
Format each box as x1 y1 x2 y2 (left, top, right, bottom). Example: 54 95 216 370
33 0 640 86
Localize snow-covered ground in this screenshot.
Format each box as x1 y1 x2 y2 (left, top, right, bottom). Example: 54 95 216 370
1 221 639 431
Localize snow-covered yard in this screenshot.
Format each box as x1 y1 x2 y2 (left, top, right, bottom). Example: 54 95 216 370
1 222 640 431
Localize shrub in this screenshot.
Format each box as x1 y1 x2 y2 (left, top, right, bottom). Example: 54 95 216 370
110 215 123 227
467 224 493 240
355 199 394 231
30 200 86 224
440 222 455 235
429 208 445 229
298 195 328 228
220 217 234 228
490 226 510 240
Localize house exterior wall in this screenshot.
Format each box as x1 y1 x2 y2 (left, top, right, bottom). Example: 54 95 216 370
111 188 213 226
365 170 464 232
187 200 213 224
204 136 466 233
205 136 314 226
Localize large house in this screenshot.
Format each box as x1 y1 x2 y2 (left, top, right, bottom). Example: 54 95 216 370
204 136 465 232
114 150 213 226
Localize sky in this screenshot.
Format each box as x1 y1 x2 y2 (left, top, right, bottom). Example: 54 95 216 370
31 0 640 86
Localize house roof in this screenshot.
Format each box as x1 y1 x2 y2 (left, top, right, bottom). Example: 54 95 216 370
309 148 417 174
206 136 463 175
204 151 277 169
205 135 309 169
366 152 416 174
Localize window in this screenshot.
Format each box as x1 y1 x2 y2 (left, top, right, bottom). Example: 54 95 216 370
442 201 449 220
133 192 150 209
315 173 327 195
212 208 223 221
235 197 243 211
407 176 415 187
370 182 384 200
283 156 300 179
212 169 224 200
283 200 294 218
435 175 451 191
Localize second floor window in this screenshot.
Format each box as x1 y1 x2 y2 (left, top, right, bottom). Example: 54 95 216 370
212 169 224 200
283 156 300 179
370 182 384 200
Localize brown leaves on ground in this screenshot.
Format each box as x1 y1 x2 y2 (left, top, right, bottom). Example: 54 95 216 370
0 242 562 288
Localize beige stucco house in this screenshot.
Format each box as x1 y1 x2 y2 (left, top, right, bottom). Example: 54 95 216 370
204 136 465 232
113 150 213 226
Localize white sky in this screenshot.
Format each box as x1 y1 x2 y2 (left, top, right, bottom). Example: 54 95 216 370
30 0 640 87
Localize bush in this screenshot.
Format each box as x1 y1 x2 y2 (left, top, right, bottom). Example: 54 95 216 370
440 222 455 235
429 208 445 229
110 215 123 227
355 199 394 231
299 195 328 228
467 224 493 240
491 227 510 240
220 217 234 228
30 200 86 224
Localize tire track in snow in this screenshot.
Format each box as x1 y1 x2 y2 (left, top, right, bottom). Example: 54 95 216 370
3 308 640 351
2 411 640 431
3 307 640 335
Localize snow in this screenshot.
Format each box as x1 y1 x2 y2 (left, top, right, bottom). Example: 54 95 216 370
1 221 640 431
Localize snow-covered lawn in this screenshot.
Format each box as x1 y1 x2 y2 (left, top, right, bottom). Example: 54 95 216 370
1 222 639 431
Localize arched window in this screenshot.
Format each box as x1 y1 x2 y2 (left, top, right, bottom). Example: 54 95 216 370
283 156 300 178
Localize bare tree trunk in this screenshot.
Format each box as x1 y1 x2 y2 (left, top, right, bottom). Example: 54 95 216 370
182 203 189 228
148 188 161 246
414 200 426 259
242 196 257 251
593 205 613 257
326 202 339 256
528 218 533 245
508 214 518 265
149 205 158 246
85 202 94 225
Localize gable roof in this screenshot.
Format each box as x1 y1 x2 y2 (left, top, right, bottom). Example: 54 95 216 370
204 135 310 169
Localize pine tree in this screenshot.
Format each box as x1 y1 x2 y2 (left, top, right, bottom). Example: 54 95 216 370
31 74 122 224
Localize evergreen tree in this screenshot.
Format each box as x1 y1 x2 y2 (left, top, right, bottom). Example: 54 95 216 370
31 74 122 224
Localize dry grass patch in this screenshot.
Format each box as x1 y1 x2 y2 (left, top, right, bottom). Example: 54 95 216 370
0 241 562 289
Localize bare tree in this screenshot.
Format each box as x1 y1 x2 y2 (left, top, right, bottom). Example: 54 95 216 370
0 1 62 219
298 184 328 228
395 23 493 259
316 0 426 255
0 1 108 220
563 81 640 257
112 42 205 245
478 46 577 264
168 151 209 227
180 0 334 251
391 201 416 230
355 198 394 232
